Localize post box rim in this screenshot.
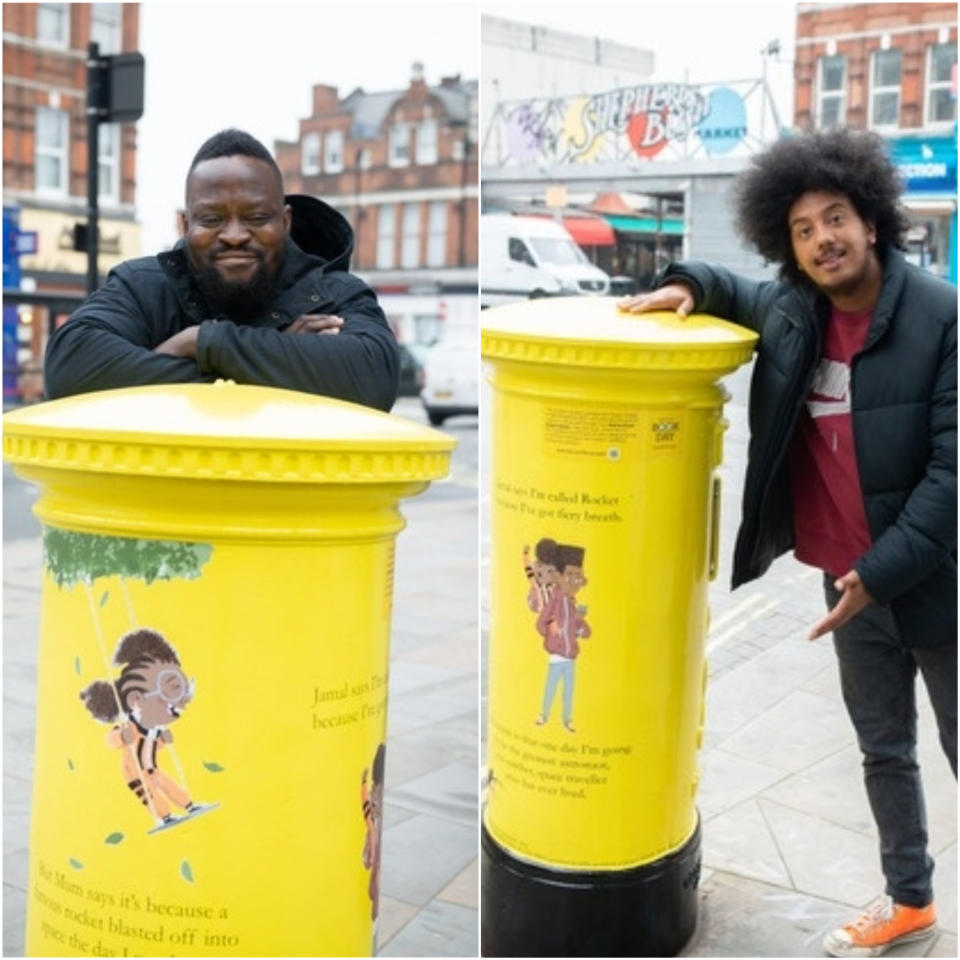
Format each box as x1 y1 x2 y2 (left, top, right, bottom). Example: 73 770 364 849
480 303 757 373
2 385 455 484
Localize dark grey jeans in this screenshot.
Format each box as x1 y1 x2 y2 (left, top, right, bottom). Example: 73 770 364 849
826 575 958 908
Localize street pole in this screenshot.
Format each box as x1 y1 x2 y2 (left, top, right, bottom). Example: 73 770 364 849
85 42 102 295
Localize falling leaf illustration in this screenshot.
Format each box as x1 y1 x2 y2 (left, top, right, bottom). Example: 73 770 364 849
100 591 109 607
105 833 124 845
203 761 225 773
69 858 84 870
74 656 81 675
180 860 194 884
67 759 75 771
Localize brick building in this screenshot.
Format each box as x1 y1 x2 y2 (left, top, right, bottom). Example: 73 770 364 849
794 2 957 283
3 2 142 293
3 3 142 401
274 64 478 348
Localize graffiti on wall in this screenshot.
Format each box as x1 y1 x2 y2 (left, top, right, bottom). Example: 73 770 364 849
489 82 749 167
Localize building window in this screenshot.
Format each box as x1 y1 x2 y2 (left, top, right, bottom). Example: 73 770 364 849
426 201 446 267
817 54 846 127
98 123 119 203
35 107 69 195
376 205 395 269
301 132 320 176
389 124 410 167
416 119 438 165
401 203 420 268
324 129 344 173
91 3 122 53
926 43 957 125
36 3 69 48
869 49 901 129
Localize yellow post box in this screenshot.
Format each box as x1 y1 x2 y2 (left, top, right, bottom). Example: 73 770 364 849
480 298 756 956
2 382 454 958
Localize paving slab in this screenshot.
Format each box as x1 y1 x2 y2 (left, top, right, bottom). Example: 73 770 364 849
759 798 884 907
683 871 855 957
717 690 853 774
378 814 477 908
699 748 789 817
702 799 793 887
386 761 478 827
377 900 477 958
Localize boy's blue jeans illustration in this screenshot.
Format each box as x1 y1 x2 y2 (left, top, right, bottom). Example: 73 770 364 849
541 659 575 724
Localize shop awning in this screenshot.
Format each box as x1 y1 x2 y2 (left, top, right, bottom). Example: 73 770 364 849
603 215 685 235
562 216 616 247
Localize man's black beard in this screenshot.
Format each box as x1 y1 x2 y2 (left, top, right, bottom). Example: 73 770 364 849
191 259 280 324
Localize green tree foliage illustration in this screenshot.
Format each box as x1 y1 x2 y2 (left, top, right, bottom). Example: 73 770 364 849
43 529 213 587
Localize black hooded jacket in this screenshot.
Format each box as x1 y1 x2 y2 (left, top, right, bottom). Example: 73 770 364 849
44 195 400 411
659 247 957 648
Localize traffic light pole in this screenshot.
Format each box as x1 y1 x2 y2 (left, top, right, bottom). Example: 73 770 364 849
85 41 102 295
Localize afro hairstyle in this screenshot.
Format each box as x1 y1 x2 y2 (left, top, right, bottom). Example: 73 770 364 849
733 127 909 284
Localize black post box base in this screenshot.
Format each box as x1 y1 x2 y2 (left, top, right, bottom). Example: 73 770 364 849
481 818 701 957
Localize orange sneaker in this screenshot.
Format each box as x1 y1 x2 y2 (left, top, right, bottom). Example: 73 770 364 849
823 896 937 957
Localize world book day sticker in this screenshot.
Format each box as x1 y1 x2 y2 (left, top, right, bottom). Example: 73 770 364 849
542 407 641 462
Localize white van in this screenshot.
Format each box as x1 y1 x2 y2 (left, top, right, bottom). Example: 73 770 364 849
480 214 611 307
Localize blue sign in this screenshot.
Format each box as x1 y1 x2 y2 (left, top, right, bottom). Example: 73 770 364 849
16 231 37 255
3 206 21 289
887 134 957 195
697 87 747 156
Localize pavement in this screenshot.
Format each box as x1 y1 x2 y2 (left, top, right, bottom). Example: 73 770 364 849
479 361 956 959
2 396 479 958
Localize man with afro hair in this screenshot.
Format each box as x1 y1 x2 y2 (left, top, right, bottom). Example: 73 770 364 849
622 128 955 958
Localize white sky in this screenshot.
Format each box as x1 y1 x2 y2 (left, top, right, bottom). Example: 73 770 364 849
135 0 798 254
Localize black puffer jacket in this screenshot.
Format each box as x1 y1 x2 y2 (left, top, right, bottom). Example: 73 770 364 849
44 195 399 411
660 247 957 648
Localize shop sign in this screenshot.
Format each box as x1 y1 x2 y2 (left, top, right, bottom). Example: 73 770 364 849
889 135 957 194
494 83 748 167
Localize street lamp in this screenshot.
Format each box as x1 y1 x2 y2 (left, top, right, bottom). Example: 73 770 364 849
760 39 782 141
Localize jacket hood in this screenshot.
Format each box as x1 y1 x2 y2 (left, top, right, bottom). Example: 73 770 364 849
286 194 354 272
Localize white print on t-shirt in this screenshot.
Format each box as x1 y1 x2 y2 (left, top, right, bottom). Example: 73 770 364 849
807 358 851 418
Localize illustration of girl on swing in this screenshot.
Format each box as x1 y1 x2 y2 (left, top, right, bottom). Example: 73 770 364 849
80 627 212 833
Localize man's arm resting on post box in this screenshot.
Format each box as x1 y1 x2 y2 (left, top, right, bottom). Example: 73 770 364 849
620 261 781 334
46 266 400 410
44 267 212 398
157 277 399 412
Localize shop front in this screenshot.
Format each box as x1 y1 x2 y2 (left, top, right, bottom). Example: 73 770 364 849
888 131 958 285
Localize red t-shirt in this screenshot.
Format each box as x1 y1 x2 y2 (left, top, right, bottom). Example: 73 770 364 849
789 305 873 578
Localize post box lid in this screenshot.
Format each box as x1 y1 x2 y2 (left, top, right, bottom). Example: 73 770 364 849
481 298 758 372
3 382 455 484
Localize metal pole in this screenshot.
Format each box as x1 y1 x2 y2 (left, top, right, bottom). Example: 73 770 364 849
85 42 101 294
761 47 768 142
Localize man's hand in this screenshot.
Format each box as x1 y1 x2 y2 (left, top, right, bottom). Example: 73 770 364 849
154 326 200 358
284 314 344 335
808 570 874 640
618 283 695 318
161 729 174 743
